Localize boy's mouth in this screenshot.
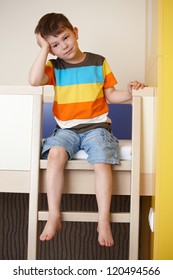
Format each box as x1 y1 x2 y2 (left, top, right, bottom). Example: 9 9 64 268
64 48 73 55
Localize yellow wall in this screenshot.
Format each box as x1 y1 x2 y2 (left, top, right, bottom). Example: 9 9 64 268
153 0 173 259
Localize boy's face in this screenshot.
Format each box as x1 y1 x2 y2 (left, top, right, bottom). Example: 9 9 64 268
45 27 80 62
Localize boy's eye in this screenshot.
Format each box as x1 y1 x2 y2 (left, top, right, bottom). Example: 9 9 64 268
64 35 69 40
52 43 59 48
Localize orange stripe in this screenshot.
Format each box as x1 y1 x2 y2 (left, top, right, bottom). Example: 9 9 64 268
53 97 108 121
45 65 56 85
104 72 117 89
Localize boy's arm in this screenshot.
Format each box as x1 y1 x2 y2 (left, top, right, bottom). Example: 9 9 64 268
104 81 145 104
28 33 50 86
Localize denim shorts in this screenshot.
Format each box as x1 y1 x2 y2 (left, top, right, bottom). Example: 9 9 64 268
41 128 119 164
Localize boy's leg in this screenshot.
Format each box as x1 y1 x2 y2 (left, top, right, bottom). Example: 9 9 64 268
81 128 119 247
40 128 80 241
93 163 114 247
40 146 68 241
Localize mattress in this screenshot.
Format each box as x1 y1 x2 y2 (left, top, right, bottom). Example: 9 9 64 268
72 140 132 161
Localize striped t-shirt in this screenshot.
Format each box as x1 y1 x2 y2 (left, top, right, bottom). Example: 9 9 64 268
45 52 117 129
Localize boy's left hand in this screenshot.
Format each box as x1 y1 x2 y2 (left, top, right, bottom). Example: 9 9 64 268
127 81 147 94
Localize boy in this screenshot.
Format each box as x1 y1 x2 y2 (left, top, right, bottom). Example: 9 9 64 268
29 13 145 247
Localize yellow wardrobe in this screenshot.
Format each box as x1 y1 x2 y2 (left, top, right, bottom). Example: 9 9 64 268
151 0 173 259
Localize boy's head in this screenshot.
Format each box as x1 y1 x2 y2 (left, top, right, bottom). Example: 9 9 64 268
35 13 73 37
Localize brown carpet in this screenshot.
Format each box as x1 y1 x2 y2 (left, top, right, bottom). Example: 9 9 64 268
0 193 141 260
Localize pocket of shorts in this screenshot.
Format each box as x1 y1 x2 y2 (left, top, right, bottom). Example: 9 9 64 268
101 129 119 144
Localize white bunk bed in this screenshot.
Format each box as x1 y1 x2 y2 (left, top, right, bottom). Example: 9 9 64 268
0 86 155 260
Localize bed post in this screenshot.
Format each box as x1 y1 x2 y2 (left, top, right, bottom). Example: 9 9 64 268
129 92 141 259
27 92 42 260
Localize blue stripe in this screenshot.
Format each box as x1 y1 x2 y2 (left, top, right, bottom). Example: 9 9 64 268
54 65 104 86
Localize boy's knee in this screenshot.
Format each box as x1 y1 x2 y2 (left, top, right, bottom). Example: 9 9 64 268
93 163 112 174
48 146 68 164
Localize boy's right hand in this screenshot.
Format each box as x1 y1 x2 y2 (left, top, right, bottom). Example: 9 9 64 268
36 33 50 51
28 33 50 86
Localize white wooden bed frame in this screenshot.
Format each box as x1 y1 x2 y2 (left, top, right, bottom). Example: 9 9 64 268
0 86 155 260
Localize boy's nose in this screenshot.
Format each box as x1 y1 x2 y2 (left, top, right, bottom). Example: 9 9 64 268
62 42 68 49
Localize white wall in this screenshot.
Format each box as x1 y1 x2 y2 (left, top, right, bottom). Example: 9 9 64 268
0 0 146 89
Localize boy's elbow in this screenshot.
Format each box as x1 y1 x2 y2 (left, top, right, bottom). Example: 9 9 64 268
29 73 48 86
28 75 36 86
28 77 41 86
28 80 36 86
29 81 40 87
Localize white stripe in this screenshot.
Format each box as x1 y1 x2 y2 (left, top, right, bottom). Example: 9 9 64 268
54 113 111 129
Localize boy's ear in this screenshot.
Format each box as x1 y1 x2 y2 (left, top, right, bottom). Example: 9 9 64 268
73 27 79 39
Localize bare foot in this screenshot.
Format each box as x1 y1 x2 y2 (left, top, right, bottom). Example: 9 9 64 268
97 220 114 247
40 214 62 241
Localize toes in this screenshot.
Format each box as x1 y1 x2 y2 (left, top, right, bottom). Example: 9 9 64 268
99 238 114 247
97 221 114 247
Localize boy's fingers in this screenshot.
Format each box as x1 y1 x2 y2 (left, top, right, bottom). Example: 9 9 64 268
129 81 147 90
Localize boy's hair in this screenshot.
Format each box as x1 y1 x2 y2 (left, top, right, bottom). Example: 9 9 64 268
35 13 73 37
